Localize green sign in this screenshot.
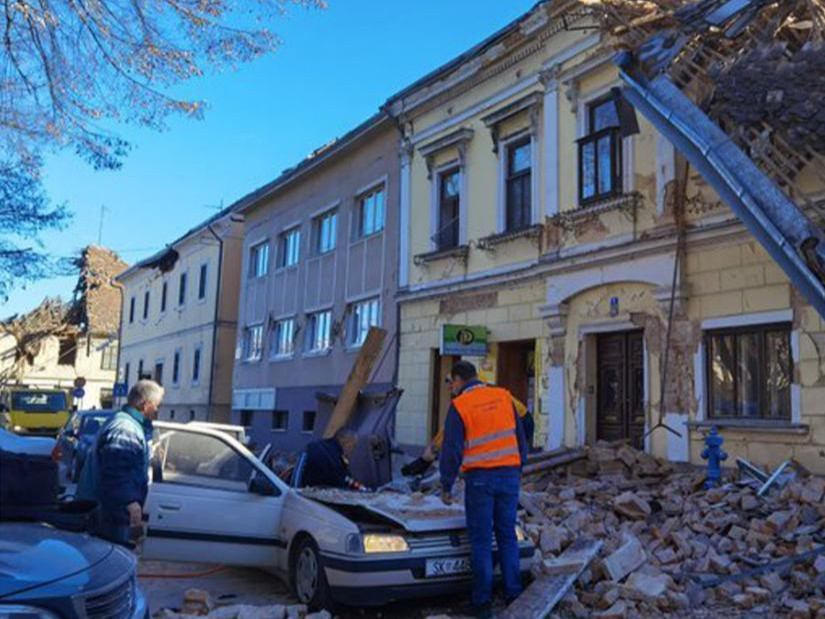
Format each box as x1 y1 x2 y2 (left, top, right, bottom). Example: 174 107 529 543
441 325 488 356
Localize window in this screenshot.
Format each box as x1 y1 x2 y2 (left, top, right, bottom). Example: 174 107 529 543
314 210 337 254
271 318 295 358
706 324 792 420
358 186 385 237
240 410 253 427
189 410 196 421
172 350 181 385
437 168 460 250
161 281 168 312
579 95 622 206
143 290 150 320
505 138 532 231
101 344 117 371
249 241 269 278
178 272 187 306
154 362 164 386
58 338 76 366
272 410 288 431
243 325 264 361
307 310 332 352
137 359 144 380
158 429 254 491
129 296 135 324
124 362 130 387
349 297 380 347
278 228 301 268
170 409 175 420
198 263 208 300
192 347 201 384
302 411 316 433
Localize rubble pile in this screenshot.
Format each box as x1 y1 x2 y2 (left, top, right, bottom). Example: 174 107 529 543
519 442 825 618
155 589 328 619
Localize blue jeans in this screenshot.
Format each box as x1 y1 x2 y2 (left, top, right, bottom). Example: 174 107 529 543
464 467 522 607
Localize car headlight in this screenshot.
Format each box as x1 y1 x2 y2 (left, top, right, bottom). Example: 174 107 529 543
515 525 527 542
0 604 60 618
363 533 409 553
12 425 24 433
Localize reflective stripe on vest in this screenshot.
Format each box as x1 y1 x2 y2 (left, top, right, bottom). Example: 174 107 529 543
453 385 521 472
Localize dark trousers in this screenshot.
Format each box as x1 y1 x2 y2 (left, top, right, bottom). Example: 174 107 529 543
464 467 522 607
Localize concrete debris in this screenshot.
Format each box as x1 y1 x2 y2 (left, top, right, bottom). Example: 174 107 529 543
518 440 825 618
158 600 308 619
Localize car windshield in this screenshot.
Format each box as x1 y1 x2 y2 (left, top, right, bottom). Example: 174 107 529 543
11 391 68 412
81 415 111 435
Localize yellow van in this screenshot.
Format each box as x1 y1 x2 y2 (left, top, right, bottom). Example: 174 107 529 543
0 387 71 435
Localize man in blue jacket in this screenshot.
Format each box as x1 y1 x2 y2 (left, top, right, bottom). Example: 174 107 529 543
440 361 527 619
300 428 368 491
77 379 163 547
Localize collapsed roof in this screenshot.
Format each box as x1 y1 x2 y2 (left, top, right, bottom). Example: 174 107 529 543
586 0 825 318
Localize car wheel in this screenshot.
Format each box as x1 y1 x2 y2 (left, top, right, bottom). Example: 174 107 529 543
291 537 332 611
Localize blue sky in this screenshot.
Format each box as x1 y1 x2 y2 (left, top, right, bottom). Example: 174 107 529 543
2 0 534 318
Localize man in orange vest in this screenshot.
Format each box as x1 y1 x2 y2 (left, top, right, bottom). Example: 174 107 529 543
439 361 527 618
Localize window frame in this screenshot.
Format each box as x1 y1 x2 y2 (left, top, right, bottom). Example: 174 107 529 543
356 185 386 239
278 227 301 269
504 135 533 232
172 349 181 386
306 309 333 353
348 297 381 348
129 296 135 324
160 280 168 313
243 324 264 362
272 410 289 432
313 209 338 255
100 343 118 371
577 93 624 207
192 346 202 385
270 317 296 359
435 166 461 251
704 322 793 422
142 289 150 321
198 263 208 300
178 271 188 307
248 240 269 279
302 410 316 434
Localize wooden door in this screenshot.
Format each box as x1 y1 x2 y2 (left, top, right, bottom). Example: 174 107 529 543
596 331 645 449
497 341 531 406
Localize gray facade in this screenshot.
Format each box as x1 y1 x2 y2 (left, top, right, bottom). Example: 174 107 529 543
231 115 400 450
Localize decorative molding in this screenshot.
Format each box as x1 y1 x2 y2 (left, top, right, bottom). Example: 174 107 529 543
419 128 474 180
482 91 544 154
478 224 544 253
413 244 470 267
540 302 569 337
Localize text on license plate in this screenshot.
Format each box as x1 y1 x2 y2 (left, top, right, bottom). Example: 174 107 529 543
425 557 472 577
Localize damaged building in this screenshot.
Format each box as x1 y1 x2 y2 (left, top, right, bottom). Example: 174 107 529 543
387 0 825 474
0 245 128 408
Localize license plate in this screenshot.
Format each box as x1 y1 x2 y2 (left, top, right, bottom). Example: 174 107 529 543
425 557 471 577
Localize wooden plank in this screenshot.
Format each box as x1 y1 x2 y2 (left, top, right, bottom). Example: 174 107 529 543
522 448 587 476
519 492 553 527
323 326 387 438
499 538 602 619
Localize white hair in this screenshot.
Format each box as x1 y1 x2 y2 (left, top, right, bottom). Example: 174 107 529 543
127 379 165 408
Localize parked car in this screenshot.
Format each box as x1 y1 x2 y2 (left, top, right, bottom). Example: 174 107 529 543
0 522 149 618
0 387 71 436
54 410 116 482
143 422 535 610
0 428 55 457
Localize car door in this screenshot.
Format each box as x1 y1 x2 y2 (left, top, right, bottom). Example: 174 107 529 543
142 425 287 567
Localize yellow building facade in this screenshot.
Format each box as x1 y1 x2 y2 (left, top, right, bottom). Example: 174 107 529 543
388 1 825 473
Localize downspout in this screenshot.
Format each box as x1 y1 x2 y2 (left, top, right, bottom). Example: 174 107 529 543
206 223 224 422
385 106 407 388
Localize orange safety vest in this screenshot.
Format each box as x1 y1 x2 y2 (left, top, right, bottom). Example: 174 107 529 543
453 384 521 473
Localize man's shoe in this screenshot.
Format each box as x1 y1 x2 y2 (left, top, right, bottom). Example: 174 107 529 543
472 603 492 619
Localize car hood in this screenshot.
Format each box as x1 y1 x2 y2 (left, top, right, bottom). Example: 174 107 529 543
0 523 113 598
299 488 466 533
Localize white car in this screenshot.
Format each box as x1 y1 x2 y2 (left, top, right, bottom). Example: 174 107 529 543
143 422 535 609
